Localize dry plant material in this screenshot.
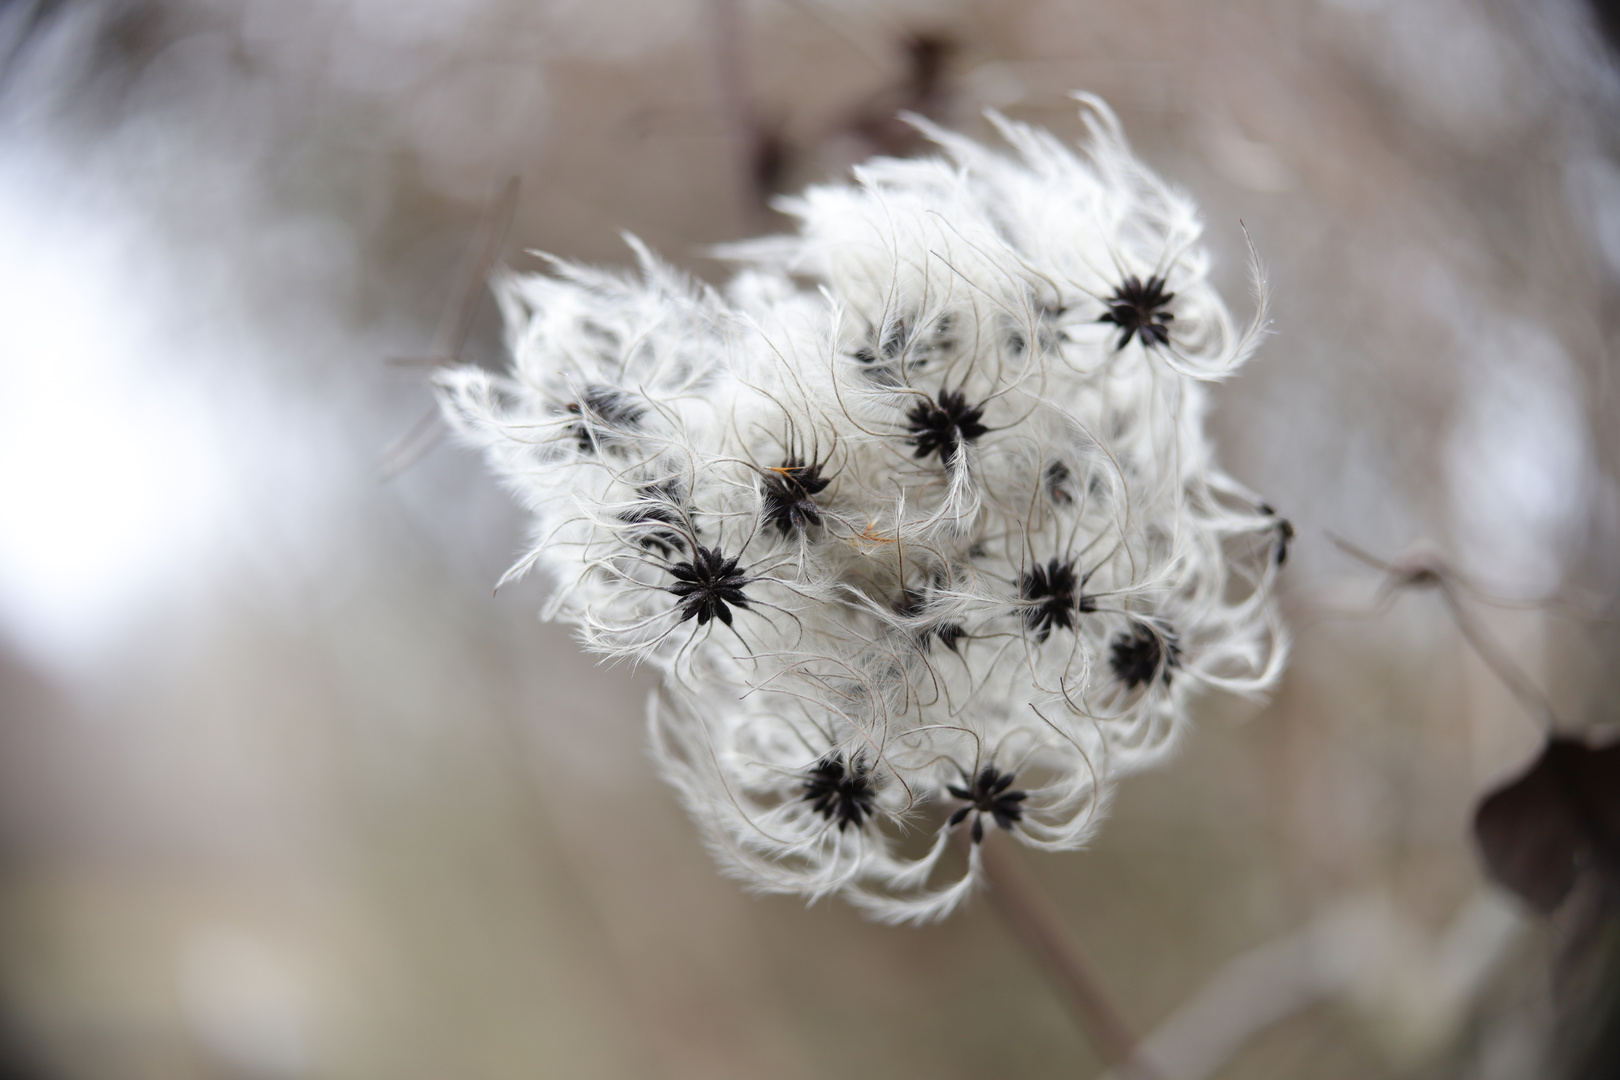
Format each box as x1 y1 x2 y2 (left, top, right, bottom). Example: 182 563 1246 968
1474 738 1620 914
439 97 1287 921
1328 537 1620 919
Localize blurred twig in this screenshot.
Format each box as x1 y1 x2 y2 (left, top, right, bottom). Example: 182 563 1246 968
772 0 898 70
1098 890 1523 1080
705 0 769 224
379 175 520 481
978 835 1166 1080
1323 535 1563 733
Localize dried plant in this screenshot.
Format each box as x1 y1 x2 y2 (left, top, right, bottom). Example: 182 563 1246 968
438 95 1287 921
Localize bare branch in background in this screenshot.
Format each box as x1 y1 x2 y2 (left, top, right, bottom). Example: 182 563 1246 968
380 174 520 481
1323 534 1564 733
979 835 1166 1080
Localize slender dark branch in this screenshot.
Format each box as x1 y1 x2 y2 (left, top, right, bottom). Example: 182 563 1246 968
379 175 520 481
1437 582 1560 733
978 835 1166 1080
705 0 764 226
436 175 521 363
1325 534 1560 733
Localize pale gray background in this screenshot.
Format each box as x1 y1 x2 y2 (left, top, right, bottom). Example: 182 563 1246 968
0 1 1616 1077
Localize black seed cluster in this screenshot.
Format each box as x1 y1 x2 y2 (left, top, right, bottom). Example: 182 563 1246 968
1020 558 1094 643
897 588 965 654
854 320 908 366
760 460 831 534
803 754 878 831
1044 460 1075 505
565 386 644 451
1259 503 1294 566
931 622 965 653
906 389 988 467
1099 274 1175 350
621 483 689 557
667 545 751 626
948 765 1028 843
855 316 955 374
1109 625 1181 689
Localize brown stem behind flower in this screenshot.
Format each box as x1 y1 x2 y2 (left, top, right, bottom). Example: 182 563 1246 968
978 835 1167 1080
379 174 521 481
1323 534 1565 733
704 0 765 228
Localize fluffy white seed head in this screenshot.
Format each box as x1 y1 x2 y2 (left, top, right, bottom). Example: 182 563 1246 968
438 95 1288 922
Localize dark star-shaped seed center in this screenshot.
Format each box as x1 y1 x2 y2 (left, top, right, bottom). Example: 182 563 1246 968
948 764 1028 843
1109 624 1182 689
905 389 988 467
760 459 831 534
1098 274 1175 350
802 754 878 831
666 544 751 626
1020 558 1094 643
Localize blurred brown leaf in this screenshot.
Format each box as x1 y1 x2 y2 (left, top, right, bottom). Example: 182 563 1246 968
1474 737 1620 914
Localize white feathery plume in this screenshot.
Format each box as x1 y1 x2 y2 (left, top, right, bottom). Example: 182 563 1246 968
438 95 1289 923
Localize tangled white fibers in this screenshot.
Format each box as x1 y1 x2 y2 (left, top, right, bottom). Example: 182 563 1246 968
439 95 1288 922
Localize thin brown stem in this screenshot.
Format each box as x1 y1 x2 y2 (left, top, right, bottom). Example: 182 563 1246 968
978 834 1167 1080
1323 534 1562 733
1436 581 1559 733
704 0 761 229
379 175 520 481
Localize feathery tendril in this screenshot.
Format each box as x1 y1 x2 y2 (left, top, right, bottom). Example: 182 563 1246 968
438 96 1287 923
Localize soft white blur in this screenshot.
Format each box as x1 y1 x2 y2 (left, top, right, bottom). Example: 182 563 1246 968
0 159 229 665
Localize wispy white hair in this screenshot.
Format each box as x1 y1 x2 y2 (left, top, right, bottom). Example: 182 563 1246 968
439 95 1287 922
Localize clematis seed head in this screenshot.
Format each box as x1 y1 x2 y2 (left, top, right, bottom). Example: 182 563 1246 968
438 96 1287 922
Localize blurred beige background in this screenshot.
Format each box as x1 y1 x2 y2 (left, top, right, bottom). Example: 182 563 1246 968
0 0 1617 1077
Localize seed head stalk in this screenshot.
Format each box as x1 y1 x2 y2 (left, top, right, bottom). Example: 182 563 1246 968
979 834 1166 1080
